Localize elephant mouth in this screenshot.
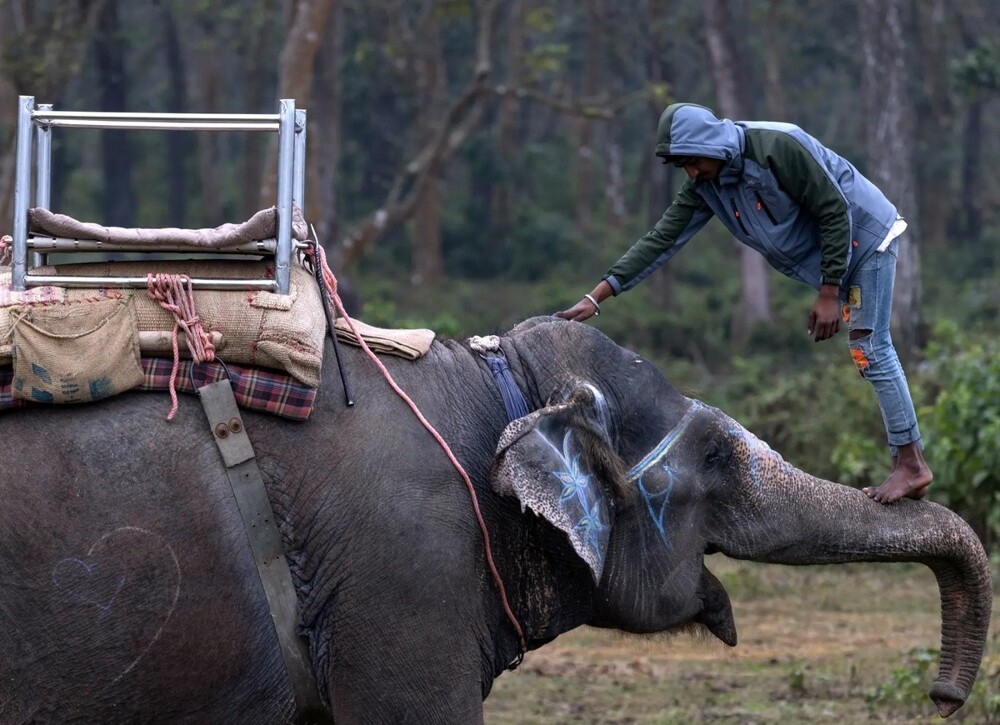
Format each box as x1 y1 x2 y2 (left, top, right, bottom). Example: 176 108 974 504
694 566 737 647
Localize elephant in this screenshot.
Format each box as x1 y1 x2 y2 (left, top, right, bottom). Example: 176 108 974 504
0 315 991 723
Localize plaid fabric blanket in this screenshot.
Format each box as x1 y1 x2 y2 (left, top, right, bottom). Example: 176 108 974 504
0 358 316 420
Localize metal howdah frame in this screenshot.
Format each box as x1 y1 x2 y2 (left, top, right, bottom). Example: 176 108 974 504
9 96 307 295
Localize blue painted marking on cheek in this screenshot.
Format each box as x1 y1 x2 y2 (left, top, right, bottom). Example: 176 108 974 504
637 462 676 548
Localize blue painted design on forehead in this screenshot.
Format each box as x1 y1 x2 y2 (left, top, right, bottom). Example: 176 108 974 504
627 400 703 480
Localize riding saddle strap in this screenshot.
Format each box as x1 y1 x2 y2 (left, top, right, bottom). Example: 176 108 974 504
198 379 331 724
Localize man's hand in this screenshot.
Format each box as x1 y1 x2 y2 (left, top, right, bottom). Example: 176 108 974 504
555 298 598 322
555 281 611 322
807 284 841 341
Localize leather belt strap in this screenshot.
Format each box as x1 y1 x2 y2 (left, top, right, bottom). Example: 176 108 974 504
198 378 330 723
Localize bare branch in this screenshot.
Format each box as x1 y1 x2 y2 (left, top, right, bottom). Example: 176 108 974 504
340 74 489 261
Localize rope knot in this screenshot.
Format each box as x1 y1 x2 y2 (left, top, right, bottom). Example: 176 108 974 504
468 335 501 355
146 273 217 419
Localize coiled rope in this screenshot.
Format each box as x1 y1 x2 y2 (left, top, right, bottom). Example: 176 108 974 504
307 242 527 660
146 273 216 420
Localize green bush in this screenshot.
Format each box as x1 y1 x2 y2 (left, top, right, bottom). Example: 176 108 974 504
917 321 1000 549
713 353 888 485
865 647 937 713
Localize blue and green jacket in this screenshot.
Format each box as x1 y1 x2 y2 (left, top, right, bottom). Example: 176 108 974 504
605 103 898 294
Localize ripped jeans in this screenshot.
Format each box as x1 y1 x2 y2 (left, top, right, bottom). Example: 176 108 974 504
841 238 922 455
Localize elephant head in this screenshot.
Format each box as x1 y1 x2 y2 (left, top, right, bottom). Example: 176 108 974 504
490 320 991 717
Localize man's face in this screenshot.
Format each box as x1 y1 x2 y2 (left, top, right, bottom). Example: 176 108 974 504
668 156 725 182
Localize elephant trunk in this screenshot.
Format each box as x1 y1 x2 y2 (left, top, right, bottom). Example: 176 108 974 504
720 451 992 718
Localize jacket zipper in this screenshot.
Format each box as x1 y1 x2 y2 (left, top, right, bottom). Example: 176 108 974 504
730 199 749 235
755 192 778 225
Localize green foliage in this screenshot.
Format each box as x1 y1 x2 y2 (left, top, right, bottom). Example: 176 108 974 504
966 631 1000 722
647 82 673 109
917 321 1000 548
523 43 570 81
865 647 937 712
787 663 807 695
443 133 579 280
714 353 886 485
953 40 1000 97
864 640 1000 722
356 288 462 337
524 6 557 33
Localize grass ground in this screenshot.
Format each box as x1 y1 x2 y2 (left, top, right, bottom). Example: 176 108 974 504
483 556 1000 724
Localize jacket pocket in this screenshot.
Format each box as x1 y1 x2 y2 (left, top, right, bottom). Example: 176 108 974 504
746 171 795 224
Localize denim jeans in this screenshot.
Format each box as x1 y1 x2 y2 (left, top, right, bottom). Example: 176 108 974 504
841 238 922 454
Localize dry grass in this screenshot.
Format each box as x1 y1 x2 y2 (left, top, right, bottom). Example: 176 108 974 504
484 556 1000 724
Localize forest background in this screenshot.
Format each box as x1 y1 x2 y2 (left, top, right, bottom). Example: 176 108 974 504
1 0 999 555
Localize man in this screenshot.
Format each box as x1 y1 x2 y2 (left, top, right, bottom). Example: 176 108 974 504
555 102 932 504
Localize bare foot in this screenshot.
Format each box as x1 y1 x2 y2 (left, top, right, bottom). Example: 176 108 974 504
863 465 933 504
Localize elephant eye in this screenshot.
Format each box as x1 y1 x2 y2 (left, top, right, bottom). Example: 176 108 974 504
703 438 732 469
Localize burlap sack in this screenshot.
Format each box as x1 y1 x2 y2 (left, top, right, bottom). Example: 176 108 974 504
9 296 143 404
0 260 326 386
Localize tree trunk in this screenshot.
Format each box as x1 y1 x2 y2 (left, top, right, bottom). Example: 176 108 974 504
191 12 222 221
954 3 988 243
959 100 982 241
860 0 922 358
573 0 603 237
259 0 336 209
95 0 135 226
605 136 626 232
0 72 17 234
914 0 953 249
643 0 675 309
161 2 189 226
762 0 789 119
312 2 344 252
240 6 275 216
491 0 524 229
703 0 772 344
409 1 447 286
0 0 110 231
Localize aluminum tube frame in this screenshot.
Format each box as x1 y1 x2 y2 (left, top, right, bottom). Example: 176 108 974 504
33 103 53 267
12 96 34 290
294 109 307 219
37 120 278 132
275 100 296 295
34 110 279 123
10 97 304 294
23 274 278 291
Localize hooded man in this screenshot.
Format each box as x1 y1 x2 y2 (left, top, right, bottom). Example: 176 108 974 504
555 102 932 504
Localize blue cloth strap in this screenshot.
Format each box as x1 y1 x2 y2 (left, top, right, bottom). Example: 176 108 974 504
482 352 530 422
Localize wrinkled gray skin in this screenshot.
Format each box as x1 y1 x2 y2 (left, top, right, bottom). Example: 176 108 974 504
0 317 991 722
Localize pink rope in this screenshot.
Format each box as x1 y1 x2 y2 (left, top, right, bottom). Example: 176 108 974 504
146 274 216 420
308 244 527 657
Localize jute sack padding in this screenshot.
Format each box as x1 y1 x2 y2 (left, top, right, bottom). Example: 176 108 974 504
0 260 326 386
9 296 143 404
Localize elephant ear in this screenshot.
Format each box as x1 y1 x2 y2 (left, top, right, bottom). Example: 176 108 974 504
490 386 621 584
